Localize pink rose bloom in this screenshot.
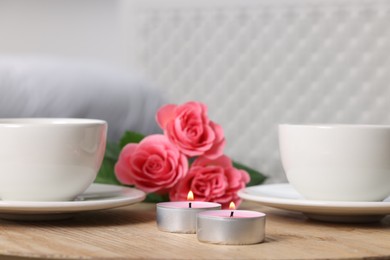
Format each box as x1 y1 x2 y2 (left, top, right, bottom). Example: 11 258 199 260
156 101 225 159
169 155 250 209
115 134 188 193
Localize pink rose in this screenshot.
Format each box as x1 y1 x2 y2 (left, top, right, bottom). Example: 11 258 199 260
169 155 250 209
156 101 225 159
114 134 188 193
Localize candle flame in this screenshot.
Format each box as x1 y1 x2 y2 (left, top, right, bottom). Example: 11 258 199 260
187 190 194 201
229 201 236 210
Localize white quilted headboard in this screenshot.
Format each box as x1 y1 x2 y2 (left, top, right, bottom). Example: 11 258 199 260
127 0 390 183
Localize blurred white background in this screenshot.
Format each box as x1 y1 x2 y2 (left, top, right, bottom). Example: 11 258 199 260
0 0 129 68
0 0 164 143
2 0 390 182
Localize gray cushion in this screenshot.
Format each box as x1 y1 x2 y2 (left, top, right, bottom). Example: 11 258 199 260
0 56 164 141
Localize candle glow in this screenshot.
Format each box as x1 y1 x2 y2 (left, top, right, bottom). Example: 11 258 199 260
187 190 194 201
187 190 194 208
229 202 235 217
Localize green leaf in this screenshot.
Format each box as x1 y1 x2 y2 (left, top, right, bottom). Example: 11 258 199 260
95 142 121 185
233 161 266 187
119 131 145 148
144 193 170 203
104 142 121 160
95 157 121 185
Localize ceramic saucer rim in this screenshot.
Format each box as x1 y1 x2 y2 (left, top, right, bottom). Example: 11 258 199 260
0 183 146 214
238 183 390 215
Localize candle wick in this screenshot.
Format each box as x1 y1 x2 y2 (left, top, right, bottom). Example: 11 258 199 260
189 202 192 208
230 211 234 217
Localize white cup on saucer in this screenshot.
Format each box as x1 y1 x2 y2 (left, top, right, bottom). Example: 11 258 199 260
0 118 107 201
279 124 390 201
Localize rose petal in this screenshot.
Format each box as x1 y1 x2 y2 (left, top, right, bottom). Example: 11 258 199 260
156 104 177 129
138 134 171 147
115 134 188 194
114 143 139 185
169 153 249 209
203 122 225 159
192 155 232 168
114 161 134 185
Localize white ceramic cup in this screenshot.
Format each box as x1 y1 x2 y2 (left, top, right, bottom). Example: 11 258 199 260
0 118 107 201
279 124 390 201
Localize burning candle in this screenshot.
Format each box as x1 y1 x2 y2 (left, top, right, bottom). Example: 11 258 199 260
156 191 221 233
197 202 266 245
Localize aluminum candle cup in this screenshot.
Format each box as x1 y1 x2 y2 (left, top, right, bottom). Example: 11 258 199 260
156 201 221 233
197 210 266 245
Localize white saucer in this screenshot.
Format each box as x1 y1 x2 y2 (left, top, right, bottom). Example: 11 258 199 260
0 183 146 221
238 184 390 223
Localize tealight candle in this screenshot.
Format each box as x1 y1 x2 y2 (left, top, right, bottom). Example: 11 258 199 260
156 191 221 233
197 202 266 245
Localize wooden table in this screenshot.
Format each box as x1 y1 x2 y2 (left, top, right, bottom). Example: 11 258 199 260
0 201 390 259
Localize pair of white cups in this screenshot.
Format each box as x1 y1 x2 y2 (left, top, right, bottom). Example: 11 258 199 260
280 124 390 202
0 118 107 201
1 120 389 203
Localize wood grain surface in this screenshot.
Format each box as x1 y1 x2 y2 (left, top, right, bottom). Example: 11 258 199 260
0 201 389 259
